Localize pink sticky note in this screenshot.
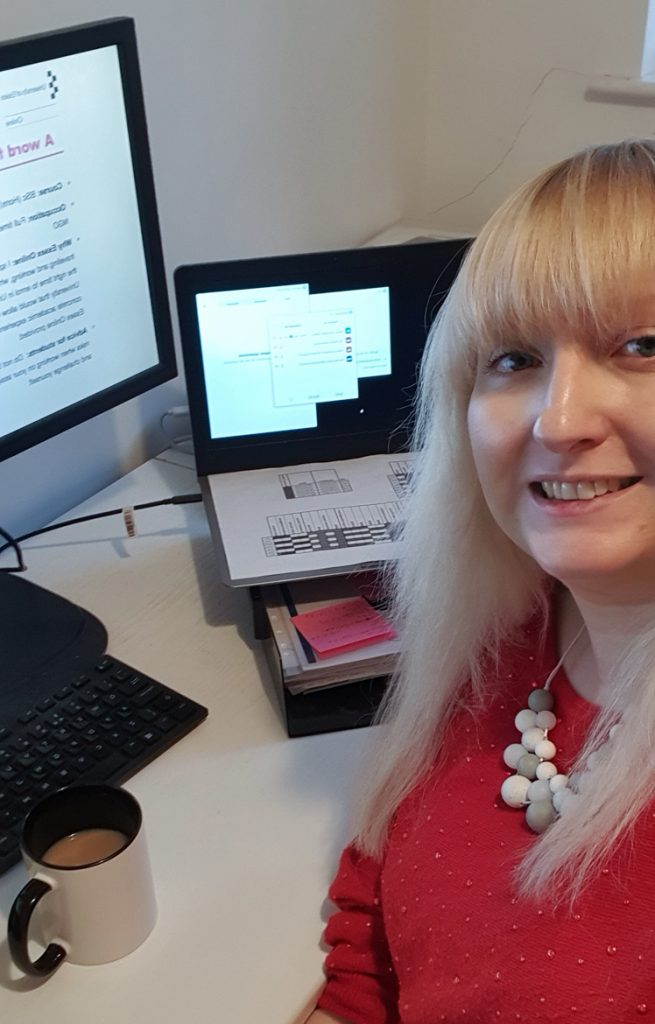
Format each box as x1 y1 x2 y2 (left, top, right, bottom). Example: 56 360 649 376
290 597 396 659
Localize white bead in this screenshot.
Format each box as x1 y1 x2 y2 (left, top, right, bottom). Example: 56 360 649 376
549 773 569 793
527 779 552 802
552 788 572 814
503 743 528 770
586 750 602 770
536 761 557 781
521 726 545 752
514 709 537 732
534 738 557 761
500 774 530 808
609 723 622 740
535 710 557 730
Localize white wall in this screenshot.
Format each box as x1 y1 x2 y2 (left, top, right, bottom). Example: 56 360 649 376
418 0 653 235
0 0 429 537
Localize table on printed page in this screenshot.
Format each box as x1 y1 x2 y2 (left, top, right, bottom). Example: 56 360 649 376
0 449 368 1024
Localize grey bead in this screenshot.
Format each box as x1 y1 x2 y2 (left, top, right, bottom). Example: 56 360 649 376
516 753 540 779
525 799 556 834
528 688 555 712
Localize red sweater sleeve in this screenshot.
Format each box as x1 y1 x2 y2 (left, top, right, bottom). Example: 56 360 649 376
317 843 398 1024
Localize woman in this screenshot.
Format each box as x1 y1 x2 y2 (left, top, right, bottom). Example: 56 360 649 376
307 139 655 1023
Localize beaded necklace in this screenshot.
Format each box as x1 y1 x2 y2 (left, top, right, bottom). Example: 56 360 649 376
500 624 588 834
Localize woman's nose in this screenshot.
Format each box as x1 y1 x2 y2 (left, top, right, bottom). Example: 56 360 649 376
532 356 610 453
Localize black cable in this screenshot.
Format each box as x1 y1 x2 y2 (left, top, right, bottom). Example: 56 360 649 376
0 526 26 572
0 493 202 565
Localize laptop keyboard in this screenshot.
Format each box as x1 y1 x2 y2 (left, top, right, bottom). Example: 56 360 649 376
0 654 208 874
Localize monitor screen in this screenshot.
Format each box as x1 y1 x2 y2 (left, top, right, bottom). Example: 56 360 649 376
0 18 176 463
176 239 470 475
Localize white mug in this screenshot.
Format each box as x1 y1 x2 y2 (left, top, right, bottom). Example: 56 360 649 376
7 783 157 976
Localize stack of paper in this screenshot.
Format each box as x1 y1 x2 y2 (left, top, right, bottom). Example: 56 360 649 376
263 574 399 694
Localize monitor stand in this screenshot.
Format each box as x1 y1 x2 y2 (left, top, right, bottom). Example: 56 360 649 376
0 574 107 722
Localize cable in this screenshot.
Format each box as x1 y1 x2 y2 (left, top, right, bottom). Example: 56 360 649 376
0 526 26 572
0 493 202 568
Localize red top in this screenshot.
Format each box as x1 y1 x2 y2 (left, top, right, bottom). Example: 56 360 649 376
317 614 655 1023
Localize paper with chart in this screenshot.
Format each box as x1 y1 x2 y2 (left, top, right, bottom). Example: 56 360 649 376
204 452 414 585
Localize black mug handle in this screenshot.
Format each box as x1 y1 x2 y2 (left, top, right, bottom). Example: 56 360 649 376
7 877 67 977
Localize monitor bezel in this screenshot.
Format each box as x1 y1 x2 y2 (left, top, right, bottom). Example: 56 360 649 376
0 17 176 463
175 239 471 477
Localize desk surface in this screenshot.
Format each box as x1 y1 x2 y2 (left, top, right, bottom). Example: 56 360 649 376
0 451 369 1023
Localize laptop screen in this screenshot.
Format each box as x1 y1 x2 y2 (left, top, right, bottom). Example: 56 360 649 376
175 239 470 475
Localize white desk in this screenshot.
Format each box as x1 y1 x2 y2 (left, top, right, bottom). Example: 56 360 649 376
0 450 370 1023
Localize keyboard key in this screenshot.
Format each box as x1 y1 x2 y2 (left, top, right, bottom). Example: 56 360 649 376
140 728 161 745
15 752 36 768
17 710 37 724
45 711 67 728
117 676 146 696
69 714 90 731
138 708 157 723
63 699 84 715
27 722 50 739
79 690 101 706
82 726 102 743
155 715 176 732
110 668 133 682
0 727 10 741
72 674 91 688
95 657 114 673
33 780 55 797
35 740 55 756
105 730 127 748
71 754 94 772
123 738 146 757
9 736 30 752
66 738 86 755
81 750 128 782
0 808 20 829
36 698 55 712
88 742 110 761
54 686 73 700
133 685 157 707
121 718 142 735
170 701 195 722
0 832 18 857
51 727 73 744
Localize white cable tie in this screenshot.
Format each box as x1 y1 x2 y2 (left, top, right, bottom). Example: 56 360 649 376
123 506 136 538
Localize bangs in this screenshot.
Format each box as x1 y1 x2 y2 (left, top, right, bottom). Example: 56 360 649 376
454 141 655 358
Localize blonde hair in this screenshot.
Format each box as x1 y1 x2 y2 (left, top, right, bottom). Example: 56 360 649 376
356 139 655 903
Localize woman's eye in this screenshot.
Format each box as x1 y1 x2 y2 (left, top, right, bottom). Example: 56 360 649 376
622 334 655 358
485 350 538 374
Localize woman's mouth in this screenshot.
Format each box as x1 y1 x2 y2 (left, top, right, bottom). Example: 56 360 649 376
531 477 642 501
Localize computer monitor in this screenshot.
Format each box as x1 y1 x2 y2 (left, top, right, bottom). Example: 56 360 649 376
175 238 470 476
0 17 176 465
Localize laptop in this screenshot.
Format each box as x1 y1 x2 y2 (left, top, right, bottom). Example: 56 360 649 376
174 238 470 587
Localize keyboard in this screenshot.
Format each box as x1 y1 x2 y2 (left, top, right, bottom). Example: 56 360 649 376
0 653 208 874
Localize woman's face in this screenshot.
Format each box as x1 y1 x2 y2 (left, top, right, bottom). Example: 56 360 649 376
467 291 655 602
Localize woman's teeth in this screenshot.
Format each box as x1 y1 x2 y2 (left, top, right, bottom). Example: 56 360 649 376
539 478 635 500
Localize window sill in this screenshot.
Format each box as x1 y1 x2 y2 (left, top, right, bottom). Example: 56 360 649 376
585 75 655 106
